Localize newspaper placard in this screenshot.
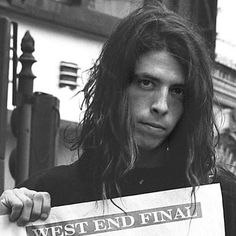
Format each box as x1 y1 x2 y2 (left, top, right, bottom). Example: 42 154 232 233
0 183 225 236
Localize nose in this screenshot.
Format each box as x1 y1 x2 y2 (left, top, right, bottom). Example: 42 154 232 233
151 89 168 115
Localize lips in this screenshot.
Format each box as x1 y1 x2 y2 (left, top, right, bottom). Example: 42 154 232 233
139 121 166 134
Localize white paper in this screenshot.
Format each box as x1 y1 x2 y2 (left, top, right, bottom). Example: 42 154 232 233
0 183 225 236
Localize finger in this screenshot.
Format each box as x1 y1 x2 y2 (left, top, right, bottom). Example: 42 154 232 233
0 190 22 217
0 197 10 215
30 193 44 221
21 188 51 221
21 187 38 198
40 192 51 220
13 189 33 226
1 190 24 221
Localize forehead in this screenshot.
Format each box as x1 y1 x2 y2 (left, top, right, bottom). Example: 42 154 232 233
134 50 185 85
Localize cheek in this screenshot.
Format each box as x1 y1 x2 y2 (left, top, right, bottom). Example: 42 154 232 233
128 90 149 120
170 101 184 124
129 98 141 121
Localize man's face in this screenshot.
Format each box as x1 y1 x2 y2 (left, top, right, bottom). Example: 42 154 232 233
127 50 185 150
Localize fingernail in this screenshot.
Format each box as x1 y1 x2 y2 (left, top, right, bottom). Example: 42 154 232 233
41 213 48 219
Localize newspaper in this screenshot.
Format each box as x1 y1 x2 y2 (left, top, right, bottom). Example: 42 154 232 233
0 183 225 236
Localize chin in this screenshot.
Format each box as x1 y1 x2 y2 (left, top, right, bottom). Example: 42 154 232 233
137 140 163 150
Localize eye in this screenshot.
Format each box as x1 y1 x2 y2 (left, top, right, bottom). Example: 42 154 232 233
137 79 155 90
171 86 184 96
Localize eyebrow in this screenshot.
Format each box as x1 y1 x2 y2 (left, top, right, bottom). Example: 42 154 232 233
134 72 185 86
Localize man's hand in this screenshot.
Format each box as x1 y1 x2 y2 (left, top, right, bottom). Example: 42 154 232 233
0 187 51 226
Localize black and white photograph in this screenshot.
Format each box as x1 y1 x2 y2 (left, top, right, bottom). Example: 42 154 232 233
0 0 235 235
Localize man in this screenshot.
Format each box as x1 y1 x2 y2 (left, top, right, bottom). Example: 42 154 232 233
1 2 236 235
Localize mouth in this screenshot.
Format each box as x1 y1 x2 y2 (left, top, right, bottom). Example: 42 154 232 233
139 122 166 132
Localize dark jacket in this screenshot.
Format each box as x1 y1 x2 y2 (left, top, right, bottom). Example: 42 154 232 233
20 160 236 236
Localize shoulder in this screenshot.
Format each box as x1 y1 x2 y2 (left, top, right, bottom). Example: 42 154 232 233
19 159 94 207
214 168 236 236
19 160 82 190
215 167 236 203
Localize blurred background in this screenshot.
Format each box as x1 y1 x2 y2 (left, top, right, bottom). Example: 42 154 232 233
0 0 235 193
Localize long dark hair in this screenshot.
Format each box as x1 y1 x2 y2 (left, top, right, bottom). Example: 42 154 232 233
67 3 217 199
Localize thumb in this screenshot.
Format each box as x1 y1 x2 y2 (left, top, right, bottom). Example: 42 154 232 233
0 198 10 215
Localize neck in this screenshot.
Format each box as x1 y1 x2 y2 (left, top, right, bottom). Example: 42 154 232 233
135 145 169 168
